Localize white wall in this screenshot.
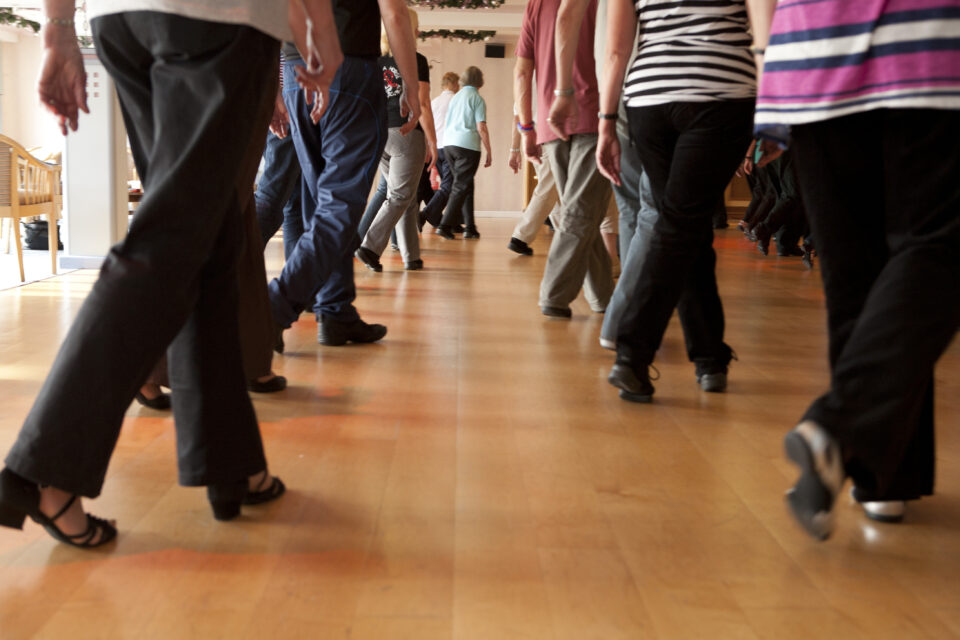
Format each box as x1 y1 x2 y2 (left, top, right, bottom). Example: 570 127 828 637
418 35 522 214
1 28 64 154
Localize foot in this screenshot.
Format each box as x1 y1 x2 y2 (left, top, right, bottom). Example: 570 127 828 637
508 237 533 256
404 259 424 271
850 486 906 523
541 305 572 319
136 384 171 410
696 372 727 393
608 362 654 403
755 224 772 256
317 314 387 346
435 225 456 240
244 470 286 506
38 486 117 547
801 246 815 270
778 245 805 257
248 373 287 393
452 224 465 234
463 228 480 239
783 420 845 540
273 324 285 354
355 246 383 272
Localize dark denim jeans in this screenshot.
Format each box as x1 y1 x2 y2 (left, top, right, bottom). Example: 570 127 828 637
255 129 304 260
616 100 753 374
421 147 453 227
268 56 387 326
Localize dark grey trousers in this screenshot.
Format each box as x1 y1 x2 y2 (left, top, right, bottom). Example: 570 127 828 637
4 13 279 496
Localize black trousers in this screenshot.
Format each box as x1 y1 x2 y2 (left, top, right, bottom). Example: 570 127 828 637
616 100 753 372
792 109 960 501
440 146 481 229
4 13 278 496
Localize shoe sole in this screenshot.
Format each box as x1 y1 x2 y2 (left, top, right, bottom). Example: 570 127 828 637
599 337 616 351
318 327 387 347
783 429 838 541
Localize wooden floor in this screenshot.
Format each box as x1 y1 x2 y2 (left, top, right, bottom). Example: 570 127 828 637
1 218 958 639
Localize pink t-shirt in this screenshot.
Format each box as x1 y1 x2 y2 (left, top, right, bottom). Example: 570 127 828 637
516 0 600 146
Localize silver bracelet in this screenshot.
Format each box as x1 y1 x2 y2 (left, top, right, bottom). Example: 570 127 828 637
509 148 521 153
46 16 75 27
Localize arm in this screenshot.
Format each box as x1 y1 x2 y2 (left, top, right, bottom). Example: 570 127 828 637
418 80 438 171
513 56 540 165
745 0 783 165
547 0 593 141
477 121 493 168
595 0 635 186
289 0 344 123
38 0 86 135
379 0 421 134
509 114 522 174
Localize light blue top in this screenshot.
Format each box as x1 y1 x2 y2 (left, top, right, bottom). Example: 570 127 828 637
441 86 486 152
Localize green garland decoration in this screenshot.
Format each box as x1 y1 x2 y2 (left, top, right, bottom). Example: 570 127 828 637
0 8 41 33
419 29 496 44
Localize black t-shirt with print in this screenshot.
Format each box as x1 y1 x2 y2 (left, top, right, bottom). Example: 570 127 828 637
380 52 430 129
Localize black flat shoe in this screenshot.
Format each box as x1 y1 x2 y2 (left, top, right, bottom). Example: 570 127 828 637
608 363 655 403
135 390 171 410
435 225 456 240
248 375 287 393
0 469 117 548
541 305 572 319
355 246 383 272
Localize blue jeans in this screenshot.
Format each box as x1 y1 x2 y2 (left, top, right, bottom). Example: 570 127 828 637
255 129 304 260
268 56 386 327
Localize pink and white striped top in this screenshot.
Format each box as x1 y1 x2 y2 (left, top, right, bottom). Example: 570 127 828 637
755 0 960 142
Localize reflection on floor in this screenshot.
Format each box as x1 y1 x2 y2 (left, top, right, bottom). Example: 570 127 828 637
1 218 958 639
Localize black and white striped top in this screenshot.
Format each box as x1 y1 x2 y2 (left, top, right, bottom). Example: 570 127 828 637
624 0 756 107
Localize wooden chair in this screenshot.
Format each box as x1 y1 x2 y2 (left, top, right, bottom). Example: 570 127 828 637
0 134 62 282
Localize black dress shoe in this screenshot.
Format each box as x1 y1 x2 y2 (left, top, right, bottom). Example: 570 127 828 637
777 245 805 257
463 227 480 239
355 246 383 272
755 224 772 256
435 225 456 240
508 237 533 255
135 390 171 410
608 363 654 403
273 323 285 354
404 259 424 270
317 314 387 346
541 305 572 318
248 375 287 393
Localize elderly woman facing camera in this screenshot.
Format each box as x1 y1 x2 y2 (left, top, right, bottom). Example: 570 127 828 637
435 66 492 240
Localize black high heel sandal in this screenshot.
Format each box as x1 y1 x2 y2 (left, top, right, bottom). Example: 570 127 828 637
0 468 117 548
244 473 285 506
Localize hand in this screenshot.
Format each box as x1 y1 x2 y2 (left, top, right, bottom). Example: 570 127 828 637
289 0 343 124
522 130 541 166
755 138 784 168
269 95 290 138
430 166 441 190
508 149 521 174
546 94 578 142
484 153 492 168
596 128 621 186
37 28 87 136
425 142 437 172
398 87 421 136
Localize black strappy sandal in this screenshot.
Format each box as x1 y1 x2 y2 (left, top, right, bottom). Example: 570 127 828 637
0 468 117 548
244 473 285 506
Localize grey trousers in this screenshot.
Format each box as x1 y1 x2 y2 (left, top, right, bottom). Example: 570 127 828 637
512 158 560 244
601 125 658 344
361 127 425 263
539 134 614 312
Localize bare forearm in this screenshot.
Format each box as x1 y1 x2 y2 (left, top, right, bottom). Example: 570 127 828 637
746 0 777 48
599 0 635 115
511 116 521 149
554 0 591 91
513 58 535 126
419 83 437 147
478 123 492 155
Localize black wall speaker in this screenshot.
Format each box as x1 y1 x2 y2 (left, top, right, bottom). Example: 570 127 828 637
484 44 505 59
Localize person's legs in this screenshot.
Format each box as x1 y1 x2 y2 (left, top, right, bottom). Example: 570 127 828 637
539 134 613 314
511 160 560 247
5 15 277 502
396 199 421 264
280 181 304 261
361 128 426 256
421 148 451 228
269 56 386 329
256 130 302 250
438 146 480 235
615 101 753 377
358 173 388 240
792 110 960 502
